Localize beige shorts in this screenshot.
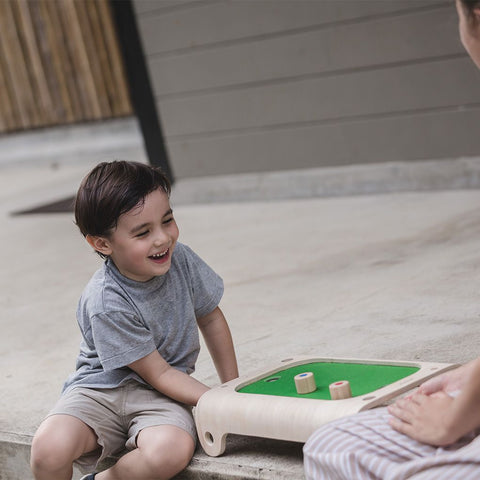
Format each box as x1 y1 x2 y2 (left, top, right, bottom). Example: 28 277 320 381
48 381 196 472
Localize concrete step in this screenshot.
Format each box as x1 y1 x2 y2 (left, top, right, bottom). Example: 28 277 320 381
1 433 304 480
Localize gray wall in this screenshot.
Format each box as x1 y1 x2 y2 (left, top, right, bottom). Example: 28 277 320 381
133 0 480 179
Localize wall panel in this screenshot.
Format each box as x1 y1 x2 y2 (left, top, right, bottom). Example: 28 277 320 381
133 0 480 179
167 109 480 176
149 5 460 98
139 0 444 56
160 58 480 137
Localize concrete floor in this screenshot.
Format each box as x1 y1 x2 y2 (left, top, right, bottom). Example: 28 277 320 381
1 119 480 479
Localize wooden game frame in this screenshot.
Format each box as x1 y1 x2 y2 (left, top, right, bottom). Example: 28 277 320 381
194 356 457 456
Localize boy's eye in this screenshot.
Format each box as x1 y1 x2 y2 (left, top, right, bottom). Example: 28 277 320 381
136 230 149 237
163 217 174 224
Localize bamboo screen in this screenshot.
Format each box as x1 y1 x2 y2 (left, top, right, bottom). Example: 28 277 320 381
0 0 133 134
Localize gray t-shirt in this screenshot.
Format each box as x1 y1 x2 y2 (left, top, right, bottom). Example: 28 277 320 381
62 243 223 394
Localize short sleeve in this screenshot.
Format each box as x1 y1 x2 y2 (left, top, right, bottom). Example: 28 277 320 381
180 245 224 318
90 310 156 371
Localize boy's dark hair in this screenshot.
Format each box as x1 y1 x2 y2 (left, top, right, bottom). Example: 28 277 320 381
74 160 171 242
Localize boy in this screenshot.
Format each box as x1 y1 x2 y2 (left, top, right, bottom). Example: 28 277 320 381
30 161 239 480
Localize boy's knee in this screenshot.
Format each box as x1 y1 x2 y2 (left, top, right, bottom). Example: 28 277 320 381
168 435 195 470
139 426 195 475
31 431 70 473
31 418 94 474
154 436 194 472
31 414 98 475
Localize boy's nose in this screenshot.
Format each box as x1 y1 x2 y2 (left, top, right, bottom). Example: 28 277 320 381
153 229 168 246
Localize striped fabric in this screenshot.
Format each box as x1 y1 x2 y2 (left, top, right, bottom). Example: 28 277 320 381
303 407 480 480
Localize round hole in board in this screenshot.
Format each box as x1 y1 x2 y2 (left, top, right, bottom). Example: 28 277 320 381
204 432 214 446
281 358 293 362
362 396 376 401
265 376 281 383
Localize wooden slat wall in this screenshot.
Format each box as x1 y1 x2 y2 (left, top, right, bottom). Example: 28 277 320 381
133 0 480 179
0 0 132 134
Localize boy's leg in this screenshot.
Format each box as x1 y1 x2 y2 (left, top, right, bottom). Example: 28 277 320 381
31 414 99 480
96 425 195 480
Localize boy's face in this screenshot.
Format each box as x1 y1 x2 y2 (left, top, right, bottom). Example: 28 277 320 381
92 188 179 282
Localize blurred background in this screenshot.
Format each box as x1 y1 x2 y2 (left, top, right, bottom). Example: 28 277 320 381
2 0 480 183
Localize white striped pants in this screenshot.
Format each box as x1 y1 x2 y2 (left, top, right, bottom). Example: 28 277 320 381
303 407 480 480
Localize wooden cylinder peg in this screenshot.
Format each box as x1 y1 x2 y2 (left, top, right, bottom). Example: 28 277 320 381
329 380 352 400
294 372 316 394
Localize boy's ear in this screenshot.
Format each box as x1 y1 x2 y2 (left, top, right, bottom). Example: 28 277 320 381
86 235 112 256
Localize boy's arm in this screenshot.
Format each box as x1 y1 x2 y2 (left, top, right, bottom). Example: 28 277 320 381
128 351 209 406
197 306 239 383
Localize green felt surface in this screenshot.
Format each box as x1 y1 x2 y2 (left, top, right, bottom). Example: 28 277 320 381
237 362 420 399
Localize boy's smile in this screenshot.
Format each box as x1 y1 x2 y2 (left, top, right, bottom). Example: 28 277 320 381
150 250 169 262
95 188 179 282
